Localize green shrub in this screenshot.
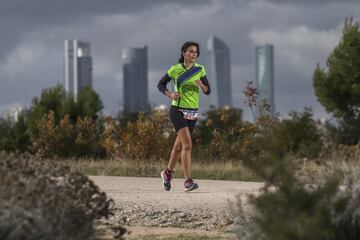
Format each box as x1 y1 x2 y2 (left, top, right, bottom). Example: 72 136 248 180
273 108 323 158
332 167 360 240
234 128 351 240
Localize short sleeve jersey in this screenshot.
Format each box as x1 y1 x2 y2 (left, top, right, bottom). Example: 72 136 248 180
167 63 207 109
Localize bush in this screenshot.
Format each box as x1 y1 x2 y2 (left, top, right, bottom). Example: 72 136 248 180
333 165 360 240
0 153 113 240
235 113 360 240
102 109 175 162
195 107 243 144
234 129 351 240
31 111 105 158
192 107 246 161
273 108 323 158
29 85 103 134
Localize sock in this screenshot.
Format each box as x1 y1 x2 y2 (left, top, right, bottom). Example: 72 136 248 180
165 168 174 175
185 178 193 184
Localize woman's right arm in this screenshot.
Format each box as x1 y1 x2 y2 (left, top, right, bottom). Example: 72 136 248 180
157 73 171 94
157 74 179 100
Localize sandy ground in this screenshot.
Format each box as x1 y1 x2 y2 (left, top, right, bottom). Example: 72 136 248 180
90 176 263 239
90 176 263 210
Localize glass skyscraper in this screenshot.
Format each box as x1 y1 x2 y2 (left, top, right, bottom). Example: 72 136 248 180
204 36 232 110
122 46 149 113
255 44 275 117
64 40 92 99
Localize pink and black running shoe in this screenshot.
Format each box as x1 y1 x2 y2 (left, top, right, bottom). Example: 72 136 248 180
161 169 172 191
184 178 199 192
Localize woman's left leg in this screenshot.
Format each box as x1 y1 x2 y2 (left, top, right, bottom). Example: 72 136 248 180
177 127 193 180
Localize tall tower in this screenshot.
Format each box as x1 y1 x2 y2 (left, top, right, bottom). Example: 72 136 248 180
122 46 149 113
64 40 92 99
255 44 275 117
204 36 232 110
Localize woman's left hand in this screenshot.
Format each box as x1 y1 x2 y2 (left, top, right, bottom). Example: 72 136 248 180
195 79 209 94
194 79 203 87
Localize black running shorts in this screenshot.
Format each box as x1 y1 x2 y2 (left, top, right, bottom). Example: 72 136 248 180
170 106 197 134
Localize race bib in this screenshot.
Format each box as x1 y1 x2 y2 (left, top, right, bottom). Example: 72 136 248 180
180 109 199 120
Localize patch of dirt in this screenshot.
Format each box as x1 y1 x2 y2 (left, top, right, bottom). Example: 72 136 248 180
90 176 263 239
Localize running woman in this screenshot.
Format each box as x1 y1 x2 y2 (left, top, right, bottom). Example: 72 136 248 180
157 41 211 192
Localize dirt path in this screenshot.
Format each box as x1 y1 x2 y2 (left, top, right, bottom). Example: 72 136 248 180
90 176 263 239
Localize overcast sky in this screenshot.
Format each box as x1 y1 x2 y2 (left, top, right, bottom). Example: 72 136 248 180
0 0 359 120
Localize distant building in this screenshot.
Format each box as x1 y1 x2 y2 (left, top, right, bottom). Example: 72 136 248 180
122 46 149 113
255 44 275 117
203 36 232 111
64 39 92 99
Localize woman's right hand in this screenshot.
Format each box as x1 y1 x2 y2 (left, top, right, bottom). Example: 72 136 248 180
168 92 180 100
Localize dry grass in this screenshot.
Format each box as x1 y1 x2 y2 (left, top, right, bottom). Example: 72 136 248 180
53 144 360 182
63 158 260 182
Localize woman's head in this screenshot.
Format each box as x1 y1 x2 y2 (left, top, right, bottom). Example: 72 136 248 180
178 41 200 64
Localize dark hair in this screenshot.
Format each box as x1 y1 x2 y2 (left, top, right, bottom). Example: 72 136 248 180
178 41 200 63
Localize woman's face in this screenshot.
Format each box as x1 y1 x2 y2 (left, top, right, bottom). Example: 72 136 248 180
183 45 198 63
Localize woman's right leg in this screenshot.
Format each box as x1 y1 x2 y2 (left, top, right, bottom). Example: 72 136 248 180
167 136 182 171
161 132 182 191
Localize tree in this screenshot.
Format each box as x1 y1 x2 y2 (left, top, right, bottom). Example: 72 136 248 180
29 85 103 130
29 84 68 131
313 17 360 144
0 109 31 153
76 85 103 120
27 85 104 157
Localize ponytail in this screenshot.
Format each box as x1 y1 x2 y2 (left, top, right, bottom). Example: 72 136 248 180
177 41 200 63
178 55 184 63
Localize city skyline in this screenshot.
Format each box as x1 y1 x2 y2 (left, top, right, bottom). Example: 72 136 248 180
0 1 358 120
63 37 239 114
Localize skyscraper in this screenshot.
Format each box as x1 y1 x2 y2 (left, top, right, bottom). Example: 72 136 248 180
255 44 275 117
122 46 149 113
204 36 232 110
64 40 92 99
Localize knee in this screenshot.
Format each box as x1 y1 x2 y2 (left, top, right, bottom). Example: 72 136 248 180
174 142 182 153
182 141 192 151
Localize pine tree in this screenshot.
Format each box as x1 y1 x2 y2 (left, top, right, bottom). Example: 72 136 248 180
313 17 360 144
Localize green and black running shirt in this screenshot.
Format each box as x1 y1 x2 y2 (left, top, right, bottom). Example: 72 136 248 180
157 63 211 109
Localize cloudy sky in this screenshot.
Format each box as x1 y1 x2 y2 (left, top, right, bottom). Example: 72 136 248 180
0 0 359 120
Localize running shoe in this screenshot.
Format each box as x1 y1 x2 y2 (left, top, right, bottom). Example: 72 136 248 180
184 178 199 192
161 170 172 191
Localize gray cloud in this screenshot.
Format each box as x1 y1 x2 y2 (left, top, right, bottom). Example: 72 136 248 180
0 0 359 120
0 0 204 18
0 0 204 59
